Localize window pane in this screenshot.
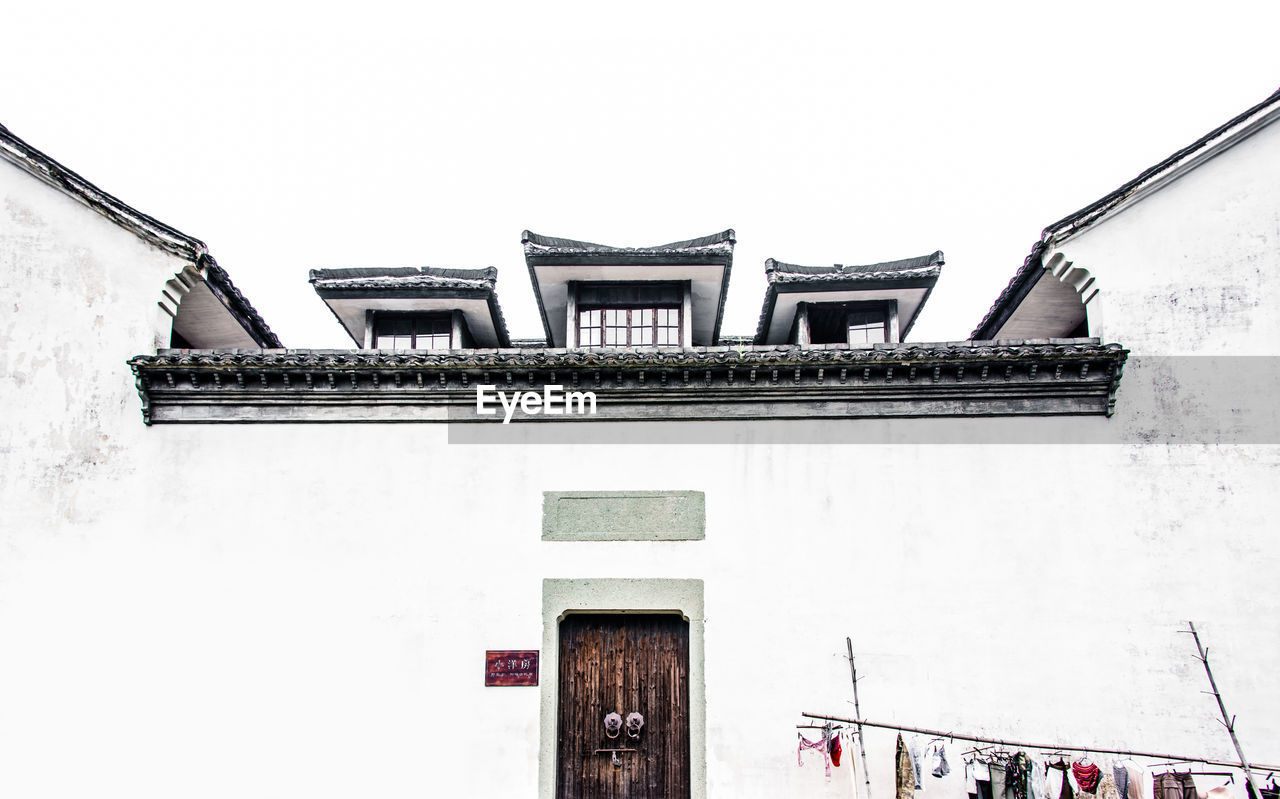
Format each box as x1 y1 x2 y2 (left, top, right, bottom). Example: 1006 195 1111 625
632 308 653 346
416 331 451 350
376 333 413 350
848 322 886 344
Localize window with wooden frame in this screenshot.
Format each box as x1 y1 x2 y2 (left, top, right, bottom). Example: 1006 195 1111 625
372 312 453 350
801 302 895 345
578 307 681 348
573 282 685 349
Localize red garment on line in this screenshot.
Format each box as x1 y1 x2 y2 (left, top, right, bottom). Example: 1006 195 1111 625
1073 762 1102 794
829 734 842 767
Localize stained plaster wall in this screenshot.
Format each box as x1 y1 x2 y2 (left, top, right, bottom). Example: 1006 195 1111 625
1 143 1279 799
1051 113 1280 356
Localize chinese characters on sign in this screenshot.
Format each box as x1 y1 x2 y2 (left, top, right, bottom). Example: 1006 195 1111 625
485 650 539 686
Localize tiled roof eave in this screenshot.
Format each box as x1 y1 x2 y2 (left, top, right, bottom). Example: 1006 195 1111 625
131 340 1124 370
767 265 942 285
312 277 496 291
127 340 1128 424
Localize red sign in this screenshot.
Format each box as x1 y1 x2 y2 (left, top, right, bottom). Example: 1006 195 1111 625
485 650 539 686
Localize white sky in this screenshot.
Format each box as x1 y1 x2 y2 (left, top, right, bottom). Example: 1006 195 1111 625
3 1 1278 347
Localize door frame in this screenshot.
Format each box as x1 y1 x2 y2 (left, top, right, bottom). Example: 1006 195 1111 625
539 579 705 799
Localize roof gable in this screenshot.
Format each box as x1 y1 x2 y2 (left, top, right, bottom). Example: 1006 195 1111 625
973 85 1280 340
0 122 281 348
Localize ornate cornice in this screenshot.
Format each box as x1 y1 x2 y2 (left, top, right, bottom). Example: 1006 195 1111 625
128 340 1127 425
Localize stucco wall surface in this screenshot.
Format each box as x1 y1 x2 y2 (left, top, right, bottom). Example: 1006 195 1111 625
1053 115 1280 355
1 149 1279 799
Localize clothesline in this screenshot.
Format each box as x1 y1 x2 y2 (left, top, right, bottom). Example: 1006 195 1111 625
800 713 1280 773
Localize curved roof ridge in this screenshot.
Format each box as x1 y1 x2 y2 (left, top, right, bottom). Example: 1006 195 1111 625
765 250 944 280
522 229 735 253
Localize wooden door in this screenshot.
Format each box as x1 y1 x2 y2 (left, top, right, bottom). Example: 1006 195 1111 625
556 614 690 799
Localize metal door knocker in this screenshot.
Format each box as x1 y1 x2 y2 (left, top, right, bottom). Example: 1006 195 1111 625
604 712 623 739
625 712 645 739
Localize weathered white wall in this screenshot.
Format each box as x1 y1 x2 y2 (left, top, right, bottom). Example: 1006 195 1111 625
1 138 1278 799
1051 115 1280 355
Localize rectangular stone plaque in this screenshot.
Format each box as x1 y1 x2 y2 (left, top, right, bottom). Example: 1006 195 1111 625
485 650 539 686
542 490 705 541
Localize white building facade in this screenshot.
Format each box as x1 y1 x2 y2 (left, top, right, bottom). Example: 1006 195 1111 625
1 88 1278 799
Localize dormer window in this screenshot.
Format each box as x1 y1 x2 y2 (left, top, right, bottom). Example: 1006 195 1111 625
308 266 511 350
755 252 943 347
522 230 735 348
802 302 893 345
373 312 453 350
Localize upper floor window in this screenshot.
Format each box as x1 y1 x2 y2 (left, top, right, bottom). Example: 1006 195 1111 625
803 302 894 345
578 307 681 348
572 282 686 349
373 313 452 350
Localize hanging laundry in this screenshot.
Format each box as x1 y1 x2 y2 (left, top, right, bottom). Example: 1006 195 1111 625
933 746 951 778
1074 761 1103 794
798 733 831 779
829 731 843 768
909 736 926 789
1049 759 1076 799
1113 763 1131 799
1121 760 1148 799
992 761 1009 799
1008 752 1032 799
897 734 916 799
1030 759 1048 799
1153 773 1197 799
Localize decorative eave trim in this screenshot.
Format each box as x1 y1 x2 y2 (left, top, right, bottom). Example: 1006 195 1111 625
973 85 1280 340
0 122 281 348
522 229 735 346
127 340 1127 425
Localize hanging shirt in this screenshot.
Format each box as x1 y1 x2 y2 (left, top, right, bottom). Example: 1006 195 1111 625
1074 762 1103 794
1030 759 1047 799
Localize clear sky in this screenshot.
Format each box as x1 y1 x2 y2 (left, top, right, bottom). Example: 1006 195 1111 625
3 1 1278 347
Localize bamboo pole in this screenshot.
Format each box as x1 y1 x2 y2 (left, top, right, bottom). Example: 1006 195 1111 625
1184 622 1260 796
847 637 874 799
799 713 1280 773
